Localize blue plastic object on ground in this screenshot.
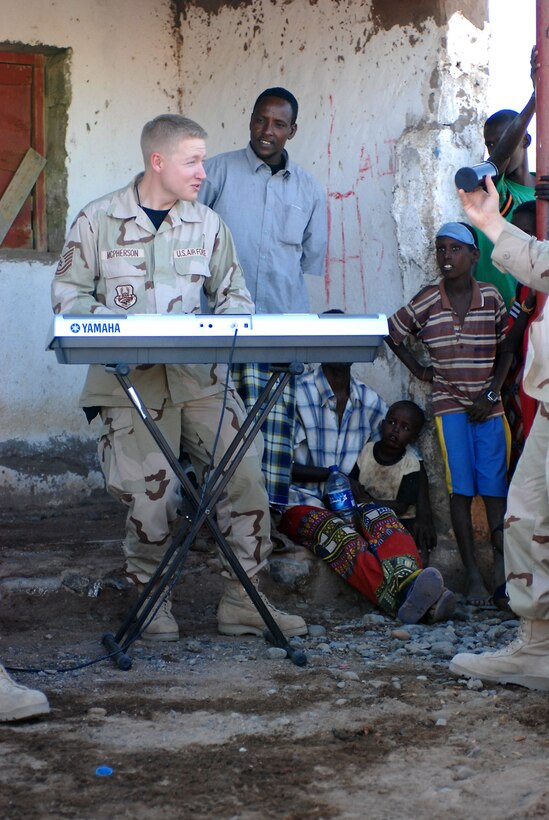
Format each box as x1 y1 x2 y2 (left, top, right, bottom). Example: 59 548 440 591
96 765 113 777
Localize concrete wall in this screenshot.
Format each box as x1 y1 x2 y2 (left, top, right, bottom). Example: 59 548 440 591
0 0 180 504
0 0 490 509
176 0 490 526
177 2 488 381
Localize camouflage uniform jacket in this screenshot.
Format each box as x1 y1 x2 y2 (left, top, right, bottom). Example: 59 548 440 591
492 222 549 403
52 176 254 408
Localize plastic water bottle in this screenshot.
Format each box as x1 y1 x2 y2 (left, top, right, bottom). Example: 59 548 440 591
325 465 357 524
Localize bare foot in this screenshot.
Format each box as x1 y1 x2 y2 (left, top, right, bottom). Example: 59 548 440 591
465 575 492 607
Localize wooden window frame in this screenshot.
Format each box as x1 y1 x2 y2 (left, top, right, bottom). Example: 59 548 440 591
0 51 46 251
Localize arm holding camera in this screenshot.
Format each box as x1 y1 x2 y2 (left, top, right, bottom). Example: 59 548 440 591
459 175 549 292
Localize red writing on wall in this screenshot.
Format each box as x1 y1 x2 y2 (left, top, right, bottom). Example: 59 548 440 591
325 95 396 311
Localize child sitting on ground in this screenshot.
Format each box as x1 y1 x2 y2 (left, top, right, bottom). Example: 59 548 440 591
279 401 455 624
353 400 436 565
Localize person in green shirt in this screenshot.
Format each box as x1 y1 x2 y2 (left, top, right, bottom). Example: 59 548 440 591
474 48 537 308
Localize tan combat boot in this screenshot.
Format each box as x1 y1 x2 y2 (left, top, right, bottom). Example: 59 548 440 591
450 618 549 691
217 577 308 638
138 591 179 642
0 664 50 722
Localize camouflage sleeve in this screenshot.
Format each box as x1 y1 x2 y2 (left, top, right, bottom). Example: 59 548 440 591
51 209 113 315
204 217 254 315
492 222 549 294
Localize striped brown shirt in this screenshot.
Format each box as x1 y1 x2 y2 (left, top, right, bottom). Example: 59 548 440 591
388 279 508 417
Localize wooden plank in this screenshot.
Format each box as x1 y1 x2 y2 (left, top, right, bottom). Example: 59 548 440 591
0 147 46 246
32 55 46 251
0 51 43 66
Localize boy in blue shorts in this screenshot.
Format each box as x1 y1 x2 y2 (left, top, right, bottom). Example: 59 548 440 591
386 222 510 606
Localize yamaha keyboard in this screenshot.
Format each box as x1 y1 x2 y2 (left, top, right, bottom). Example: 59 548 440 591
47 312 388 365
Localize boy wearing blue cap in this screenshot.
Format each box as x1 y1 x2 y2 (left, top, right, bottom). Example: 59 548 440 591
386 222 510 607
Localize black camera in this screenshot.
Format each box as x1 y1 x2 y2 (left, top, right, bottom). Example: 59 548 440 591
455 160 498 192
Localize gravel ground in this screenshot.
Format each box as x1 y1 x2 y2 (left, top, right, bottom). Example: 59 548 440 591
1 497 549 819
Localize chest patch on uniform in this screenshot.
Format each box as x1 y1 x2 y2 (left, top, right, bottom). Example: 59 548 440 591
114 284 137 309
173 248 207 259
56 246 75 276
101 248 145 260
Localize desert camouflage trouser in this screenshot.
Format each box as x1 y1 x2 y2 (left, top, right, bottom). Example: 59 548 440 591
505 402 549 619
98 390 272 582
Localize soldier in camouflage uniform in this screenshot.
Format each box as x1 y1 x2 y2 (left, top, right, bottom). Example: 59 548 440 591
450 174 549 690
52 114 307 642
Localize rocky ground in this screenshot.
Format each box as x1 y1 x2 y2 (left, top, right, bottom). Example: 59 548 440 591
1 495 549 819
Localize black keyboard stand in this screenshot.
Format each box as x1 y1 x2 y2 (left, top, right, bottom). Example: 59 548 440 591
101 361 307 670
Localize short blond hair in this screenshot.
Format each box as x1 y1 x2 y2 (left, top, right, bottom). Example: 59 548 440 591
140 114 207 164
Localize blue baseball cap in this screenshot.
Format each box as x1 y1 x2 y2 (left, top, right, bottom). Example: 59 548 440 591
436 222 477 248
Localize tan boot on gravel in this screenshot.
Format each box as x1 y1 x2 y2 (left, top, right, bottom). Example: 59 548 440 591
139 595 179 642
217 577 308 638
450 618 549 691
0 664 50 722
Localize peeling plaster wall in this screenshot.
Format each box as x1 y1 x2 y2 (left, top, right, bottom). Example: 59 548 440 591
1 0 491 510
177 0 489 528
177 0 488 348
1 0 179 504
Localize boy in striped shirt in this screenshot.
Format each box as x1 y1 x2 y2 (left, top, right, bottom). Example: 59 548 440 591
386 222 510 607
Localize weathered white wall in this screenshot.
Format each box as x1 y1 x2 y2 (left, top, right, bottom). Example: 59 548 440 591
1 0 490 506
177 0 489 402
176 0 489 527
1 0 180 502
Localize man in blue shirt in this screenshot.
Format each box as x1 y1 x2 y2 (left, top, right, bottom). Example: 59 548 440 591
199 87 327 313
199 87 327 507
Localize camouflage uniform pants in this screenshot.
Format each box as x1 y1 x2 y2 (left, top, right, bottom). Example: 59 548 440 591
98 390 272 582
505 402 549 619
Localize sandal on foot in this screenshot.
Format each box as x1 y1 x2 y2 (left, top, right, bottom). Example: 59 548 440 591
397 567 444 624
426 587 457 623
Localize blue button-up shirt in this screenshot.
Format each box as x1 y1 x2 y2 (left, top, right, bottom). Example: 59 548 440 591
199 144 327 313
288 366 388 507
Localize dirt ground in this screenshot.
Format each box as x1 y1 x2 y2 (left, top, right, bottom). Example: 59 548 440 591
1 496 549 820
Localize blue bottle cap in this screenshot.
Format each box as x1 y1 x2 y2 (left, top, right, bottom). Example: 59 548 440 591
96 765 113 777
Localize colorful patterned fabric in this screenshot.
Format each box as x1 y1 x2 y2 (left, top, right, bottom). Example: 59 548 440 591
288 366 387 506
388 279 507 417
501 285 539 475
231 362 296 508
279 502 422 617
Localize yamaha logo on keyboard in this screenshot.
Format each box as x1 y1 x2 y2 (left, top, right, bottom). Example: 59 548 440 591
69 321 122 334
